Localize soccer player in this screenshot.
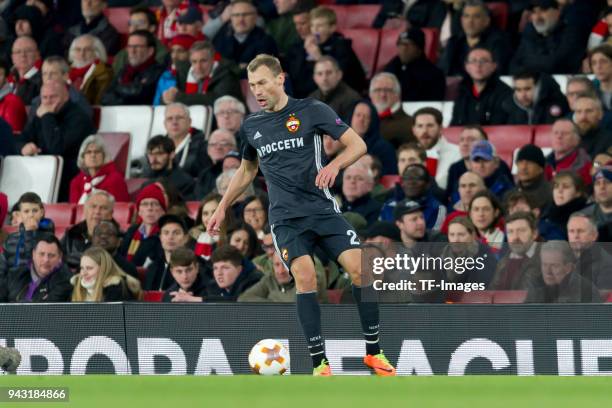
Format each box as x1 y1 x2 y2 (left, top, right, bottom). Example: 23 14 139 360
207 54 396 376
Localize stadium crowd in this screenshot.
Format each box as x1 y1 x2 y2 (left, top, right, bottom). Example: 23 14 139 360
0 0 612 304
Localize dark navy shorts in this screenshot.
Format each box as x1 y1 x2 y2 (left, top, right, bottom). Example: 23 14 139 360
270 213 361 270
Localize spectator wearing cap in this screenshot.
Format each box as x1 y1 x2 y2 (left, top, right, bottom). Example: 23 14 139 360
310 56 361 122
101 30 165 105
509 0 586 75
64 0 121 56
412 107 461 190
155 0 188 46
68 34 113 105
369 72 415 149
144 214 192 291
468 140 514 200
92 219 138 279
162 102 209 179
176 7 205 41
573 94 612 158
0 59 26 133
513 144 552 210
207 244 263 302
362 221 401 245
118 182 166 267
162 40 242 107
393 199 447 248
195 129 238 197
451 46 512 126
113 6 169 76
212 0 278 70
381 164 446 231
339 159 382 225
544 118 593 188
580 166 612 229
439 0 511 76
153 34 196 106
8 36 42 106
383 27 446 102
502 72 569 125
163 247 207 302
144 135 195 200
13 4 63 59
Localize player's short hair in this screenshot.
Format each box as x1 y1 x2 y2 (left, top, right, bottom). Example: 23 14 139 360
170 246 197 268
310 6 336 25
448 216 477 235
190 40 215 58
397 142 426 162
413 107 443 126
247 54 283 77
505 211 537 232
147 135 175 154
211 244 243 267
17 192 43 211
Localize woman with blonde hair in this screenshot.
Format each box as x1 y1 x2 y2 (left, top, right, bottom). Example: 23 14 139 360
72 247 143 302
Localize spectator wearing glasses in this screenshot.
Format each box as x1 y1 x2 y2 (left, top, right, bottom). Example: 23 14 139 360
153 34 196 106
8 36 42 105
195 129 238 197
213 95 246 145
68 34 113 105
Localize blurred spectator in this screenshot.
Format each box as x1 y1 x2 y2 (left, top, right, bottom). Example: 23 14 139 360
156 0 189 45
393 199 446 248
397 143 426 177
101 30 165 105
587 7 612 50
213 95 245 143
439 0 511 76
592 149 612 177
162 40 242 107
153 34 196 105
213 0 278 70
144 135 195 200
339 159 381 225
71 246 142 301
490 211 540 290
349 101 397 175
8 36 41 105
113 6 169 78
69 135 129 204
566 76 597 112
283 4 314 98
118 182 166 266
163 103 209 179
68 34 113 105
0 59 26 132
568 213 612 289
513 144 552 209
268 0 305 57
144 214 191 291
285 6 366 96
309 56 360 122
544 119 593 187
242 193 268 240
62 190 114 270
163 246 206 302
207 244 262 301
13 4 63 58
0 192 54 277
573 93 612 158
0 116 16 158
18 79 95 200
189 192 223 261
441 171 485 233
468 140 514 200
92 219 138 279
227 222 262 260
374 0 451 32
509 0 585 75
176 7 205 41
383 27 446 102
502 72 568 125
239 252 298 302
451 46 511 126
413 107 461 190
580 166 612 228
195 129 237 197
64 0 121 56
381 164 446 230
468 190 504 252
505 190 564 241
525 240 602 303
590 44 612 110
369 72 415 149
544 171 589 237
0 235 72 302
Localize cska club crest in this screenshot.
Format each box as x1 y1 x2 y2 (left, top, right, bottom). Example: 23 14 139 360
286 114 300 133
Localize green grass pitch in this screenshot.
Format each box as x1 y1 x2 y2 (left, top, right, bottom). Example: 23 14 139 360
0 375 610 408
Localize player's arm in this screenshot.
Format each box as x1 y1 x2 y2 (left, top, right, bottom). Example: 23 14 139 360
315 128 367 189
207 158 259 234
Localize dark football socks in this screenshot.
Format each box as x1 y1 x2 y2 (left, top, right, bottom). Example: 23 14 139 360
297 291 327 367
352 284 381 356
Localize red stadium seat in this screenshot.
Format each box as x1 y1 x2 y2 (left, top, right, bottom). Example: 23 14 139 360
326 5 348 28
344 5 381 28
375 28 402 73
492 290 528 304
380 175 400 189
326 289 343 304
55 225 68 240
44 203 75 226
445 76 462 101
446 290 493 304
92 106 101 130
337 28 380 79
442 126 463 145
533 124 553 148
137 267 147 285
483 125 533 166
186 201 200 219
75 202 134 225
3 225 18 235
143 290 164 302
103 7 130 34
98 132 130 177
487 2 509 31
126 178 146 201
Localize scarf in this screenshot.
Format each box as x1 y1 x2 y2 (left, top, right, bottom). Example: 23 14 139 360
127 223 159 261
184 58 219 95
120 55 156 84
78 174 106 205
69 60 99 89
7 61 41 86
194 231 217 260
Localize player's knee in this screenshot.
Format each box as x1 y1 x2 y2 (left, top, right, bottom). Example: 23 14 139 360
290 258 318 292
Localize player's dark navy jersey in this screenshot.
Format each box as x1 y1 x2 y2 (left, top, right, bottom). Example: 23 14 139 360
240 97 349 225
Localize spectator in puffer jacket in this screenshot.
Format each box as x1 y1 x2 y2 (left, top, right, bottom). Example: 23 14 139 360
206 245 262 302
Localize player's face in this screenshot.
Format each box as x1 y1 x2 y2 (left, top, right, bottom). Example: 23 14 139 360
160 223 187 252
273 254 291 284
412 114 440 149
213 261 242 289
243 199 266 232
230 229 250 256
79 256 100 285
351 103 371 137
171 263 198 291
540 250 573 286
248 65 285 112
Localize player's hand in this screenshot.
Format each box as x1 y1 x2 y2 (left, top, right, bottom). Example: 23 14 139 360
206 206 226 236
315 163 339 189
